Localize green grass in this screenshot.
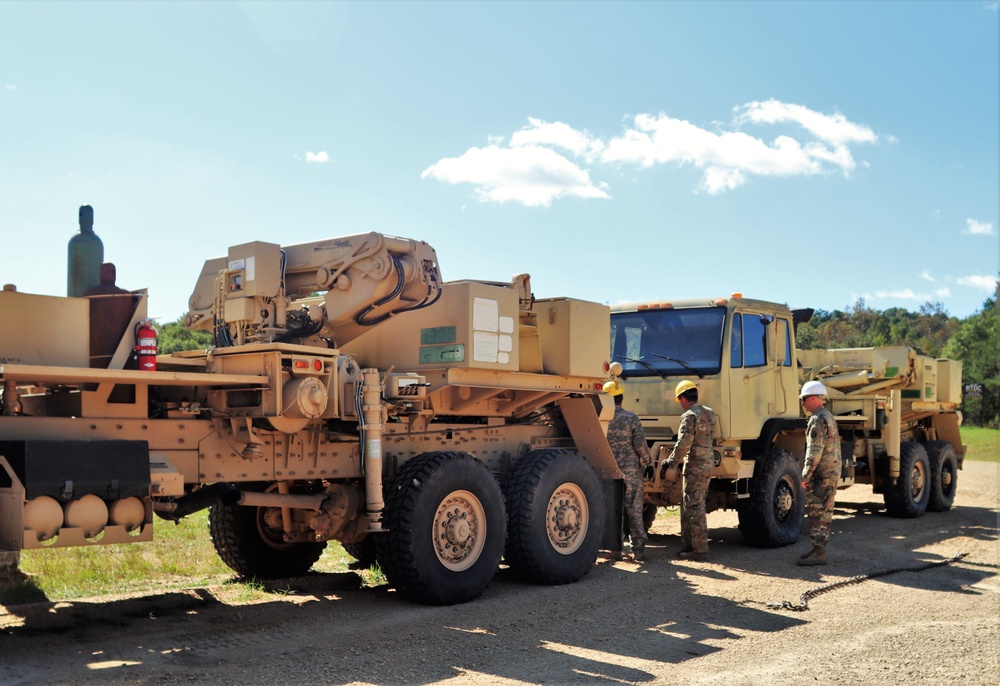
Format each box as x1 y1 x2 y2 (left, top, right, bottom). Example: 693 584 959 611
962 426 1000 463
3 510 357 606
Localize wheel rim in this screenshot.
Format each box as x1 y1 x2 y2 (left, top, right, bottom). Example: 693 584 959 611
773 476 795 524
546 482 589 556
941 461 955 493
257 506 295 550
910 460 927 502
256 483 295 551
432 489 486 572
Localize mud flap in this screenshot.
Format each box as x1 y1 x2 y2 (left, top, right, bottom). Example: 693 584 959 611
601 477 624 554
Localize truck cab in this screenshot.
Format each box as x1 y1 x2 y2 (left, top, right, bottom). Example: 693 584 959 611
610 293 964 548
610 295 806 546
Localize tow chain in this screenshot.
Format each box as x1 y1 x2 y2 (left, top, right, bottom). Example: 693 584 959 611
767 552 969 612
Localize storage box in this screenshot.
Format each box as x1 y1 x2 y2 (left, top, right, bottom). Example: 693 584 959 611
0 290 90 367
341 280 521 371
534 297 610 378
936 359 963 404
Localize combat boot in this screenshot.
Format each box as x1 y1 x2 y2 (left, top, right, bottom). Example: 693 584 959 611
797 546 827 566
678 550 707 562
633 546 644 562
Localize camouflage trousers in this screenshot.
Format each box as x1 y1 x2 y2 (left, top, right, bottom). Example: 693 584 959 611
622 475 647 549
681 460 712 554
805 465 838 547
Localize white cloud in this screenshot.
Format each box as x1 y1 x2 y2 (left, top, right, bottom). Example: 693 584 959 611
305 151 330 163
964 218 995 235
5 84 15 92
734 99 878 146
957 275 999 292
424 100 882 205
601 114 830 193
421 144 609 207
919 270 935 282
934 287 951 298
873 288 931 302
510 118 603 158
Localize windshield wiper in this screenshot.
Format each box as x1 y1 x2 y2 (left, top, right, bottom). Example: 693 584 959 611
615 355 668 379
649 352 705 378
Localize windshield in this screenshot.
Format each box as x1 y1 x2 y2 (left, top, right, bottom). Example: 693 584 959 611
610 307 726 377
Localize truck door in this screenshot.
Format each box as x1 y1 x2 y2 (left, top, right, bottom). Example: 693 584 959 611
728 313 776 439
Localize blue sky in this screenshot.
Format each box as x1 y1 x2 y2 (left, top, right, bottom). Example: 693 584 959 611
2 1 997 325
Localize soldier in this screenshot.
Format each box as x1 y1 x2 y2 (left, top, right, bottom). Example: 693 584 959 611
661 380 717 562
604 380 652 561
798 380 840 566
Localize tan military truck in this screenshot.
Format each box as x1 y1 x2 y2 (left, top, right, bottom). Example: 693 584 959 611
609 295 964 547
0 232 621 604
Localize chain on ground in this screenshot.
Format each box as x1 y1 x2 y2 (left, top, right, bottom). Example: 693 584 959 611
765 552 970 612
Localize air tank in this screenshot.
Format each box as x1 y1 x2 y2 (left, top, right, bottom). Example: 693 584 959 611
67 204 104 297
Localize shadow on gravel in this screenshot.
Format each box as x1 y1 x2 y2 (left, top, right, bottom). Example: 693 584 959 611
0 568 374 637
1 554 809 686
2 476 995 685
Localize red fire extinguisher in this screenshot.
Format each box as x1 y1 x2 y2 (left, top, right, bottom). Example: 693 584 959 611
135 320 158 372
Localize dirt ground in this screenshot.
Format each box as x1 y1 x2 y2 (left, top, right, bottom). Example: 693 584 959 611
1 459 997 686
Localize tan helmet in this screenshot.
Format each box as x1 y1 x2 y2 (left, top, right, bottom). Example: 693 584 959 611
799 380 828 398
674 379 697 400
602 380 623 397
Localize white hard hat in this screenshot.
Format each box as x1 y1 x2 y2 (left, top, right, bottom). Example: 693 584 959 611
800 380 828 398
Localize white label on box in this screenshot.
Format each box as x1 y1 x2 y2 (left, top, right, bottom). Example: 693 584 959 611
473 298 499 332
473 331 499 363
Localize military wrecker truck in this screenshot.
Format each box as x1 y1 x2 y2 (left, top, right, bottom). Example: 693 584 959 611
609 295 964 547
0 231 621 604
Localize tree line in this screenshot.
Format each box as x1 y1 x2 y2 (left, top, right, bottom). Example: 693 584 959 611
158 289 1000 428
796 293 998 427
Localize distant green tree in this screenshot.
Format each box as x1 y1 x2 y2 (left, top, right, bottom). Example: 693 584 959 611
158 317 213 354
943 293 999 428
797 298 959 357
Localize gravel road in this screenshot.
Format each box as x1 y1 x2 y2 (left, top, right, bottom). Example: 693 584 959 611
2 459 997 686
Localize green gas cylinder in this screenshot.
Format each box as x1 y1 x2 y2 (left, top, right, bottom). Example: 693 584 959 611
67 204 104 297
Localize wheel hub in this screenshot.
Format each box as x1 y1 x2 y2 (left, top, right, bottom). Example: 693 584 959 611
774 480 794 522
911 462 927 497
546 483 588 554
776 489 792 515
432 490 485 571
445 511 472 546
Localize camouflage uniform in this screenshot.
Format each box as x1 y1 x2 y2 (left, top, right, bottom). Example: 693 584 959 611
664 404 717 555
802 404 840 547
607 405 652 553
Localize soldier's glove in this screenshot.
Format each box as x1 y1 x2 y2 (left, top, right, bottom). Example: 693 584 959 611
643 466 654 481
